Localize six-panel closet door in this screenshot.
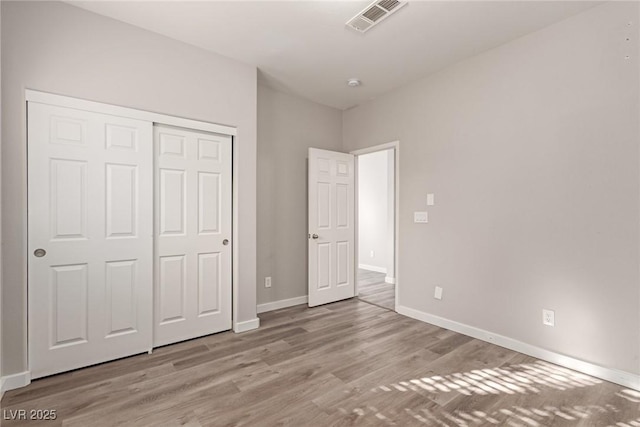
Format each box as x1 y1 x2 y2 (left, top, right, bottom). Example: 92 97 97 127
154 125 232 347
28 103 154 379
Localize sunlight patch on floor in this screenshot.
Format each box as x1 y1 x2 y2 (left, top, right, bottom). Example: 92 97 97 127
611 417 640 427
617 389 640 403
371 361 602 397
340 404 622 426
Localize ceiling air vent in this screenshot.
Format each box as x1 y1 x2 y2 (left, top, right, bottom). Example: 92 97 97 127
346 0 407 34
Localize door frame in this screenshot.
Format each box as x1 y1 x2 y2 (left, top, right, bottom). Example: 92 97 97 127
351 141 400 311
24 90 240 377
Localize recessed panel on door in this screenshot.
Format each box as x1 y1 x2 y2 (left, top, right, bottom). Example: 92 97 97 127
336 161 350 177
50 159 88 240
105 260 138 337
159 132 186 158
336 241 350 287
317 182 331 229
159 255 186 324
50 264 88 348
318 158 330 174
160 169 186 236
198 252 221 316
198 172 221 235
50 116 86 145
198 138 220 161
336 184 349 229
317 243 331 290
106 164 137 238
106 124 138 151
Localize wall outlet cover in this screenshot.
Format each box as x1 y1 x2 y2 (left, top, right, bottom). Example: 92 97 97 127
434 286 443 300
414 211 428 223
543 309 555 326
265 277 272 288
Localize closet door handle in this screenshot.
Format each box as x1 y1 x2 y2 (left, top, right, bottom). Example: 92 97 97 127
34 248 47 258
223 239 229 246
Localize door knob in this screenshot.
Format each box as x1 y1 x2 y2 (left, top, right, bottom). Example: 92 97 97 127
34 248 46 258
223 239 229 245
312 234 319 239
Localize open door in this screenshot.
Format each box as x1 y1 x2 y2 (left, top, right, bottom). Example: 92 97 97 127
308 148 355 307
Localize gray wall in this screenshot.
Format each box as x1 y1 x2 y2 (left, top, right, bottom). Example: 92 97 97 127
343 1 640 374
358 150 390 272
1 1 258 376
257 84 342 305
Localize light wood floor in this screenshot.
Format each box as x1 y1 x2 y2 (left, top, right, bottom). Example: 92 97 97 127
2 299 639 426
358 269 395 311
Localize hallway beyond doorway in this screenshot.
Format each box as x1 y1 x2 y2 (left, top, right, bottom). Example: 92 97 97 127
357 268 394 311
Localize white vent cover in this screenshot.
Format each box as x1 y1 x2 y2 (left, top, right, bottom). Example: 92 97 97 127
346 0 407 33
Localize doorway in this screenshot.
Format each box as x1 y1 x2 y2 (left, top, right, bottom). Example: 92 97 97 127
355 145 397 311
306 143 398 311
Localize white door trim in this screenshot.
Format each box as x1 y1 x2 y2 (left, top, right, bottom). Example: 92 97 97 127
25 90 236 136
23 90 241 383
351 141 400 311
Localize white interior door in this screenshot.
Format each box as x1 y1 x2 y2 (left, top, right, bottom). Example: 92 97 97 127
308 148 355 307
28 102 153 379
154 125 232 347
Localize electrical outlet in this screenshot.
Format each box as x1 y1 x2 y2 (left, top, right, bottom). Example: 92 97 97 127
414 212 428 223
542 309 555 326
434 286 443 300
265 277 272 288
370 250 375 258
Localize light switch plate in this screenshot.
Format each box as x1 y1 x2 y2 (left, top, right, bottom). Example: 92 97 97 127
414 211 428 223
427 193 435 206
543 309 555 326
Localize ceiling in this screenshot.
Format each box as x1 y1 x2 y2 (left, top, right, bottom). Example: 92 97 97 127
69 1 601 110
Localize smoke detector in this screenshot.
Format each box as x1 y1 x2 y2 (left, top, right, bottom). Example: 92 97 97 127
346 0 408 33
347 78 362 87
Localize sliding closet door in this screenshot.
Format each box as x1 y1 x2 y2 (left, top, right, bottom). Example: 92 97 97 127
28 102 153 379
154 125 232 347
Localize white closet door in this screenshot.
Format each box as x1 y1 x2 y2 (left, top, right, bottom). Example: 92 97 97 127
154 125 232 347
28 102 153 379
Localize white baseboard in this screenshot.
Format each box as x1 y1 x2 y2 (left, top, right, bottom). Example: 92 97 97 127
359 264 387 274
233 318 260 333
1 371 31 393
385 276 396 284
257 296 308 314
397 305 640 391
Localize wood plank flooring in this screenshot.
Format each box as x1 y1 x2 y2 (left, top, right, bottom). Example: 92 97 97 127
358 269 395 311
2 299 639 426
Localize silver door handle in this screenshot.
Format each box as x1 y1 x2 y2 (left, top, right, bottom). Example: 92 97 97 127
223 239 229 245
34 248 46 257
311 234 319 239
